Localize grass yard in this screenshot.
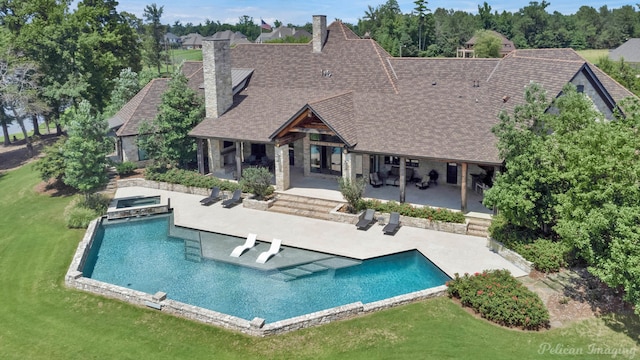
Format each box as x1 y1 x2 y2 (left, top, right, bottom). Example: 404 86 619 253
1 164 639 359
170 49 203 62
576 49 609 64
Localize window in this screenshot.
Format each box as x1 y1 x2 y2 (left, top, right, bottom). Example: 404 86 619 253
384 156 419 167
576 85 584 93
223 141 234 148
309 134 341 143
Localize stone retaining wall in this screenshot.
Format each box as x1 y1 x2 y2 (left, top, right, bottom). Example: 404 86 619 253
117 178 214 197
486 237 533 274
242 197 276 211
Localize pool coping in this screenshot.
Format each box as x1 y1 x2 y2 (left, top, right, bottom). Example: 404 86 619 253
65 218 447 337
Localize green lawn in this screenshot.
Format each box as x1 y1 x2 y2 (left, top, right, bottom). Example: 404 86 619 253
0 122 57 143
1 164 639 359
170 49 203 62
577 49 609 64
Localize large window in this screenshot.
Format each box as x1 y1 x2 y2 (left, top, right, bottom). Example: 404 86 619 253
310 145 342 175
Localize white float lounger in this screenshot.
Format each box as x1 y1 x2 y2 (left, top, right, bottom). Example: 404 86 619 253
256 239 281 264
230 233 257 257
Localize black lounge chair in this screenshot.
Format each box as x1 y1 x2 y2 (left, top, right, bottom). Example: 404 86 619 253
222 189 242 208
383 212 401 235
200 186 221 205
356 209 376 230
369 173 383 187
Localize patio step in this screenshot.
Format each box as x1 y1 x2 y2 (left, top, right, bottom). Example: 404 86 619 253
466 218 492 238
269 194 341 221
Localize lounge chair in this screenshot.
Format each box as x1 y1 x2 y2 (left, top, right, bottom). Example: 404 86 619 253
369 173 383 187
199 186 221 205
356 209 376 230
415 175 430 190
256 239 281 263
230 233 257 257
383 212 401 235
222 189 242 208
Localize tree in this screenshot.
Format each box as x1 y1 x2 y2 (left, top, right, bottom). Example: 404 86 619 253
103 68 140 118
137 68 204 168
483 83 560 233
239 167 274 200
0 56 49 157
472 30 502 58
486 82 640 313
63 100 112 194
413 0 430 51
143 3 165 75
35 137 67 183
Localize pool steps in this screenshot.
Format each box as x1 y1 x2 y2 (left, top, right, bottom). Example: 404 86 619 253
270 257 362 282
184 238 203 262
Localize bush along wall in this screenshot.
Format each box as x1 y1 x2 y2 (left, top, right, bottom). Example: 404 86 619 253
446 269 550 330
357 199 466 224
145 168 241 192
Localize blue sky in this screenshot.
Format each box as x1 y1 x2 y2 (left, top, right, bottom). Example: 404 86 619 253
113 1 638 26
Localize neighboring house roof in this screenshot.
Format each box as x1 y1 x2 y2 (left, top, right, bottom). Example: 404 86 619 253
256 26 312 43
185 21 634 165
164 32 180 42
181 33 204 47
609 38 640 63
209 30 252 46
465 30 515 56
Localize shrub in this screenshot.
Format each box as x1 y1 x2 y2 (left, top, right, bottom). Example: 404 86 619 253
34 137 67 182
79 193 110 214
516 239 569 273
115 161 137 176
64 194 107 229
489 215 571 273
145 167 241 192
357 199 466 223
239 167 274 200
447 269 550 330
338 177 367 213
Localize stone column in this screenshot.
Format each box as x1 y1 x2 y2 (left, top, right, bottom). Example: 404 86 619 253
342 151 356 183
197 138 205 174
461 162 468 213
399 157 406 203
275 144 290 191
235 141 242 180
302 136 310 176
361 154 371 177
207 139 222 173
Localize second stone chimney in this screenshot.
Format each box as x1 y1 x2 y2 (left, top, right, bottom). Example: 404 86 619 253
202 39 233 119
312 15 327 53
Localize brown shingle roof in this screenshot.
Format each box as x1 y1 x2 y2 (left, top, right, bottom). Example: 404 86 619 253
188 22 636 165
114 78 169 137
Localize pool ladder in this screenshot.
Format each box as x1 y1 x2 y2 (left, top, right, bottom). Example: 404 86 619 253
184 238 202 262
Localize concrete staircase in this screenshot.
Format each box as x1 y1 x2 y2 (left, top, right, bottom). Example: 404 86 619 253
269 193 343 221
466 217 492 237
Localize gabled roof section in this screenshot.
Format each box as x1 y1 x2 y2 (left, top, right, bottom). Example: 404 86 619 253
269 92 356 147
113 78 169 136
609 38 640 63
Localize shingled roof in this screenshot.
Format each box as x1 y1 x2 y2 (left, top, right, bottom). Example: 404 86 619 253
609 38 640 63
188 21 636 165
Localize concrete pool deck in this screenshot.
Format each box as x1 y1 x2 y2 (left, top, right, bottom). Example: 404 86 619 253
114 186 526 278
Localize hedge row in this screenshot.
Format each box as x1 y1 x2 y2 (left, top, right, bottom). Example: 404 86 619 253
145 168 241 192
357 199 466 224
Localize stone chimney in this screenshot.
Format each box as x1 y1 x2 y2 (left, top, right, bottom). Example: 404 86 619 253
202 39 233 119
312 15 327 53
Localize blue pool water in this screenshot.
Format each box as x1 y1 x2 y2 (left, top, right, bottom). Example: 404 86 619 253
84 216 449 323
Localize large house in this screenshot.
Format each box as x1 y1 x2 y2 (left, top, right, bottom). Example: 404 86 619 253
457 30 515 58
113 16 634 213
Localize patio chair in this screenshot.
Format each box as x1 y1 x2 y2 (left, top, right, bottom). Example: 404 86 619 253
199 186 221 206
256 239 281 263
222 189 242 208
383 212 401 235
369 173 383 187
428 169 439 186
230 233 257 257
356 209 376 230
415 175 430 190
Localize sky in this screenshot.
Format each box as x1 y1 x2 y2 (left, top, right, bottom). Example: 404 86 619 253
113 0 638 27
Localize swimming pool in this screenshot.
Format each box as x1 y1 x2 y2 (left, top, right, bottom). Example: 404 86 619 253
83 216 449 324
115 195 161 208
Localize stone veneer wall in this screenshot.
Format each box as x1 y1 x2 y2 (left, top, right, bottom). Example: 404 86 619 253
65 217 448 336
329 205 468 235
486 237 533 274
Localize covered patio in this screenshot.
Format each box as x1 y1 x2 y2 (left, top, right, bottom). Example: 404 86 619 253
282 166 493 216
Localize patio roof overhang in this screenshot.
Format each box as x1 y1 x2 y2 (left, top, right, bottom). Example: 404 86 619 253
269 105 353 147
